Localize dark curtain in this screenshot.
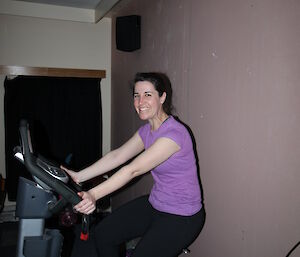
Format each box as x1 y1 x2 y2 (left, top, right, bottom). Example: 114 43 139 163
4 76 102 201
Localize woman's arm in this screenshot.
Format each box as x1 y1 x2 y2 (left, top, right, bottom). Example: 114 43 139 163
73 137 180 214
65 132 145 183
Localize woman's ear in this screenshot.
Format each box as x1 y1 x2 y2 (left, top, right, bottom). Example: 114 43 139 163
160 92 167 104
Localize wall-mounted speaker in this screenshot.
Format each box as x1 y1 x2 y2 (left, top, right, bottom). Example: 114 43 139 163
116 15 141 52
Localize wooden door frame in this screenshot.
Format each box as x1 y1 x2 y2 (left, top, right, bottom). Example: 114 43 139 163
0 65 106 78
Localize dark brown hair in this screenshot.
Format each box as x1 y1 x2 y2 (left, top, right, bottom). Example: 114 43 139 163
133 72 174 115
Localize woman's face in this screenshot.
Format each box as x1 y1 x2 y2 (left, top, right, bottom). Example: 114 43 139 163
133 81 166 121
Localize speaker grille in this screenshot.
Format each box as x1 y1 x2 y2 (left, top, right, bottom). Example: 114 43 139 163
116 15 141 52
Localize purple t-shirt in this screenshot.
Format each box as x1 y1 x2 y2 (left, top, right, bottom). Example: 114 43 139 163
138 116 202 216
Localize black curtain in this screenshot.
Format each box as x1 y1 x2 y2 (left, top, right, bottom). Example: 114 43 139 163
4 76 102 201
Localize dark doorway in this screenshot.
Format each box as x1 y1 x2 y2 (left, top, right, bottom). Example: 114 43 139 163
4 75 102 201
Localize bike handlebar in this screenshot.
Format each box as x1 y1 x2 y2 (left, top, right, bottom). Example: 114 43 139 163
19 119 81 206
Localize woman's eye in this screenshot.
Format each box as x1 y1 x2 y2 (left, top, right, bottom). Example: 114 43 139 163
134 94 139 99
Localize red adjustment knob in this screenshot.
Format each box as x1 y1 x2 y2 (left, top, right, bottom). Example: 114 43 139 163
80 232 89 241
80 214 89 241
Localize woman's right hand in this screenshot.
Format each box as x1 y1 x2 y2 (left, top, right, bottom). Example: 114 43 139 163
60 165 81 184
73 191 96 215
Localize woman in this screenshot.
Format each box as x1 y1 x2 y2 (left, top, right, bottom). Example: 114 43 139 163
64 72 205 257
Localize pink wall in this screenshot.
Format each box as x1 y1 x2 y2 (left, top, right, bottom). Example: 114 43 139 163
110 0 300 256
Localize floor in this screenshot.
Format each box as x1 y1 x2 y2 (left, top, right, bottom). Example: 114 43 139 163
0 221 18 257
0 220 98 257
0 210 124 257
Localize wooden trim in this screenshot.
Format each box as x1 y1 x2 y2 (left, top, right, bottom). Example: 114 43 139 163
0 65 106 78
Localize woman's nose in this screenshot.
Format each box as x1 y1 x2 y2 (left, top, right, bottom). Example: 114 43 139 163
138 96 144 104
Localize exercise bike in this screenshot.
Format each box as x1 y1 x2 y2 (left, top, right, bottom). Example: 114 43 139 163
13 119 190 257
14 119 89 257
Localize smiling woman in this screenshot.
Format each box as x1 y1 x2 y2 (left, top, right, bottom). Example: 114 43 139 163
63 72 205 257
133 81 167 126
133 73 169 130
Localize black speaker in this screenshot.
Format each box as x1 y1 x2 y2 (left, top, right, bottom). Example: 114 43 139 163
116 15 141 52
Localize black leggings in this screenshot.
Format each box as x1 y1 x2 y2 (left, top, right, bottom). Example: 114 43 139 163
94 195 205 257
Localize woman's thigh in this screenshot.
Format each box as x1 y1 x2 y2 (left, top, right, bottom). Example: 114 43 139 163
132 208 206 257
94 195 153 246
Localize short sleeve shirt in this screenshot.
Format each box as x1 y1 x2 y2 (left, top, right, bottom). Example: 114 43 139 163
138 116 202 216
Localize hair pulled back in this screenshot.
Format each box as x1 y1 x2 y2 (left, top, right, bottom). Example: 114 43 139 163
133 72 174 115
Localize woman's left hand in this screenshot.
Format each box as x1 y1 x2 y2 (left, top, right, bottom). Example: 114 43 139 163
73 191 96 215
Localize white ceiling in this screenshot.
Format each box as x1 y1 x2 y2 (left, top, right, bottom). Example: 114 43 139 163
0 0 122 23
15 0 103 10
